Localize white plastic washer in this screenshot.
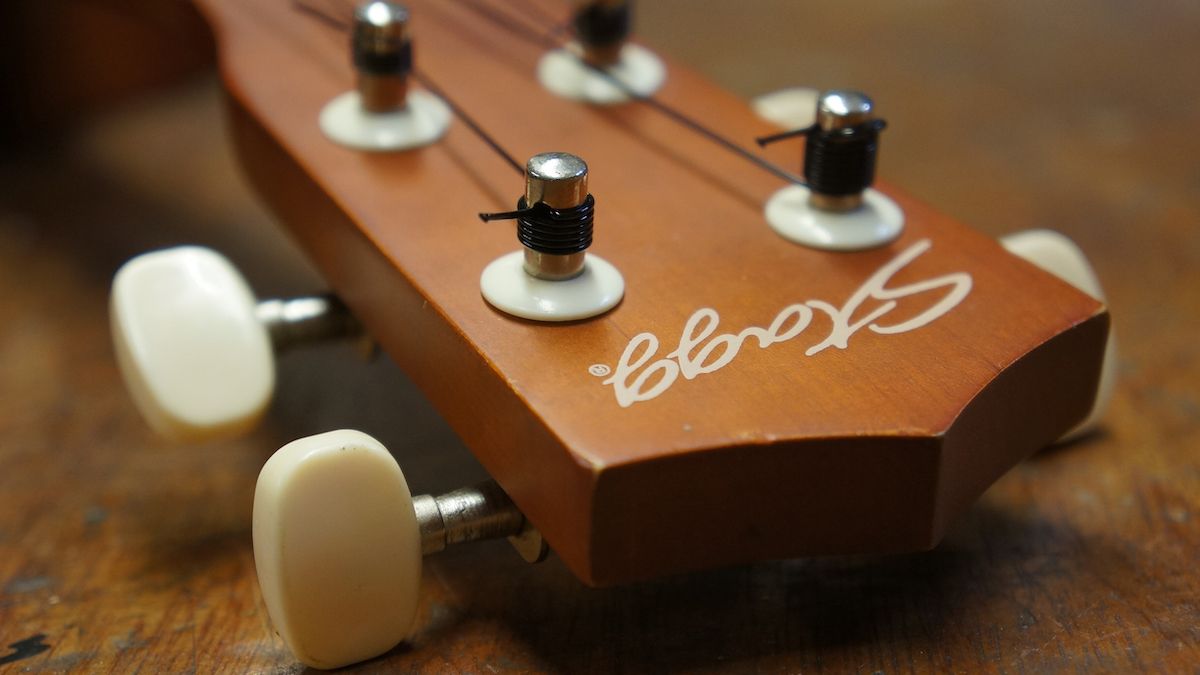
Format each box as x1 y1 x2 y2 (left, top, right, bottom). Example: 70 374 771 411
537 43 665 105
764 184 904 251
319 89 451 151
480 251 624 322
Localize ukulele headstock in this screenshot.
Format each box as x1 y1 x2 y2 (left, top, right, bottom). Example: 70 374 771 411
193 0 1109 588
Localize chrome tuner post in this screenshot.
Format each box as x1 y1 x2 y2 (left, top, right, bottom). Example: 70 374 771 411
412 480 547 563
352 0 412 113
254 429 546 669
805 90 883 213
320 1 451 151
521 151 591 281
538 0 665 104
110 246 365 441
571 0 632 68
761 89 904 250
255 295 361 354
479 152 625 321
748 89 1116 434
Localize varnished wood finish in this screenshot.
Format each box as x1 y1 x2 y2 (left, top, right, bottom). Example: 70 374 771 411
203 0 1104 585
3 1 1196 671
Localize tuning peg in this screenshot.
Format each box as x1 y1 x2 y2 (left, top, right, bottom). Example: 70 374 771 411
539 1 665 104
570 0 632 67
750 86 820 130
253 429 545 669
110 247 363 442
479 152 624 322
758 89 903 250
320 1 451 151
1000 229 1117 441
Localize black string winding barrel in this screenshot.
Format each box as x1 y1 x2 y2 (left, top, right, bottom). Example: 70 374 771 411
573 1 631 48
479 152 594 280
803 90 886 210
804 118 886 197
573 0 632 65
513 196 595 255
351 1 412 112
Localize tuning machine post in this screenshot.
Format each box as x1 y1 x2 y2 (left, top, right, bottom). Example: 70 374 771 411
759 89 905 250
749 87 1116 439
253 429 546 669
319 1 451 151
538 0 666 104
479 152 624 322
110 247 368 442
572 0 631 68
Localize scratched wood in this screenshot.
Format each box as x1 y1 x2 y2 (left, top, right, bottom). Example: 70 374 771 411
1 1 1197 673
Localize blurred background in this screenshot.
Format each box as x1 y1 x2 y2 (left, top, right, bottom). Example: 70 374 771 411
1 1 1197 672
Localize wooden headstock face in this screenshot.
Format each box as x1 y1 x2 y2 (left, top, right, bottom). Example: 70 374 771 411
198 0 1107 585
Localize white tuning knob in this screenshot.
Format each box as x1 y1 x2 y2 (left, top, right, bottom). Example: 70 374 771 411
110 247 360 442
253 429 544 669
1000 229 1117 441
751 86 820 130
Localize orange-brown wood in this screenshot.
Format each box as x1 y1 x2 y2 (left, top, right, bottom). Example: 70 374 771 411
4 1 1200 671
200 0 1105 585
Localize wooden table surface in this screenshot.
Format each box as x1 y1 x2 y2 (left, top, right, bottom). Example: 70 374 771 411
2 1 1197 672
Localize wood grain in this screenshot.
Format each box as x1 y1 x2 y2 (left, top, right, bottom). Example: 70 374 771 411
1 0 1197 672
210 0 1104 584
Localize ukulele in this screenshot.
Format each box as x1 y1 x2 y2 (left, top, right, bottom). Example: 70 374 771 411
109 0 1113 668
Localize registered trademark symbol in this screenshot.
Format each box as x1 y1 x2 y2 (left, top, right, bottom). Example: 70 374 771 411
588 364 611 377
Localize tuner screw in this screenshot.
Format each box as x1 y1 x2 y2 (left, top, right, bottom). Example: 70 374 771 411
253 429 545 669
110 247 364 442
352 1 412 113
